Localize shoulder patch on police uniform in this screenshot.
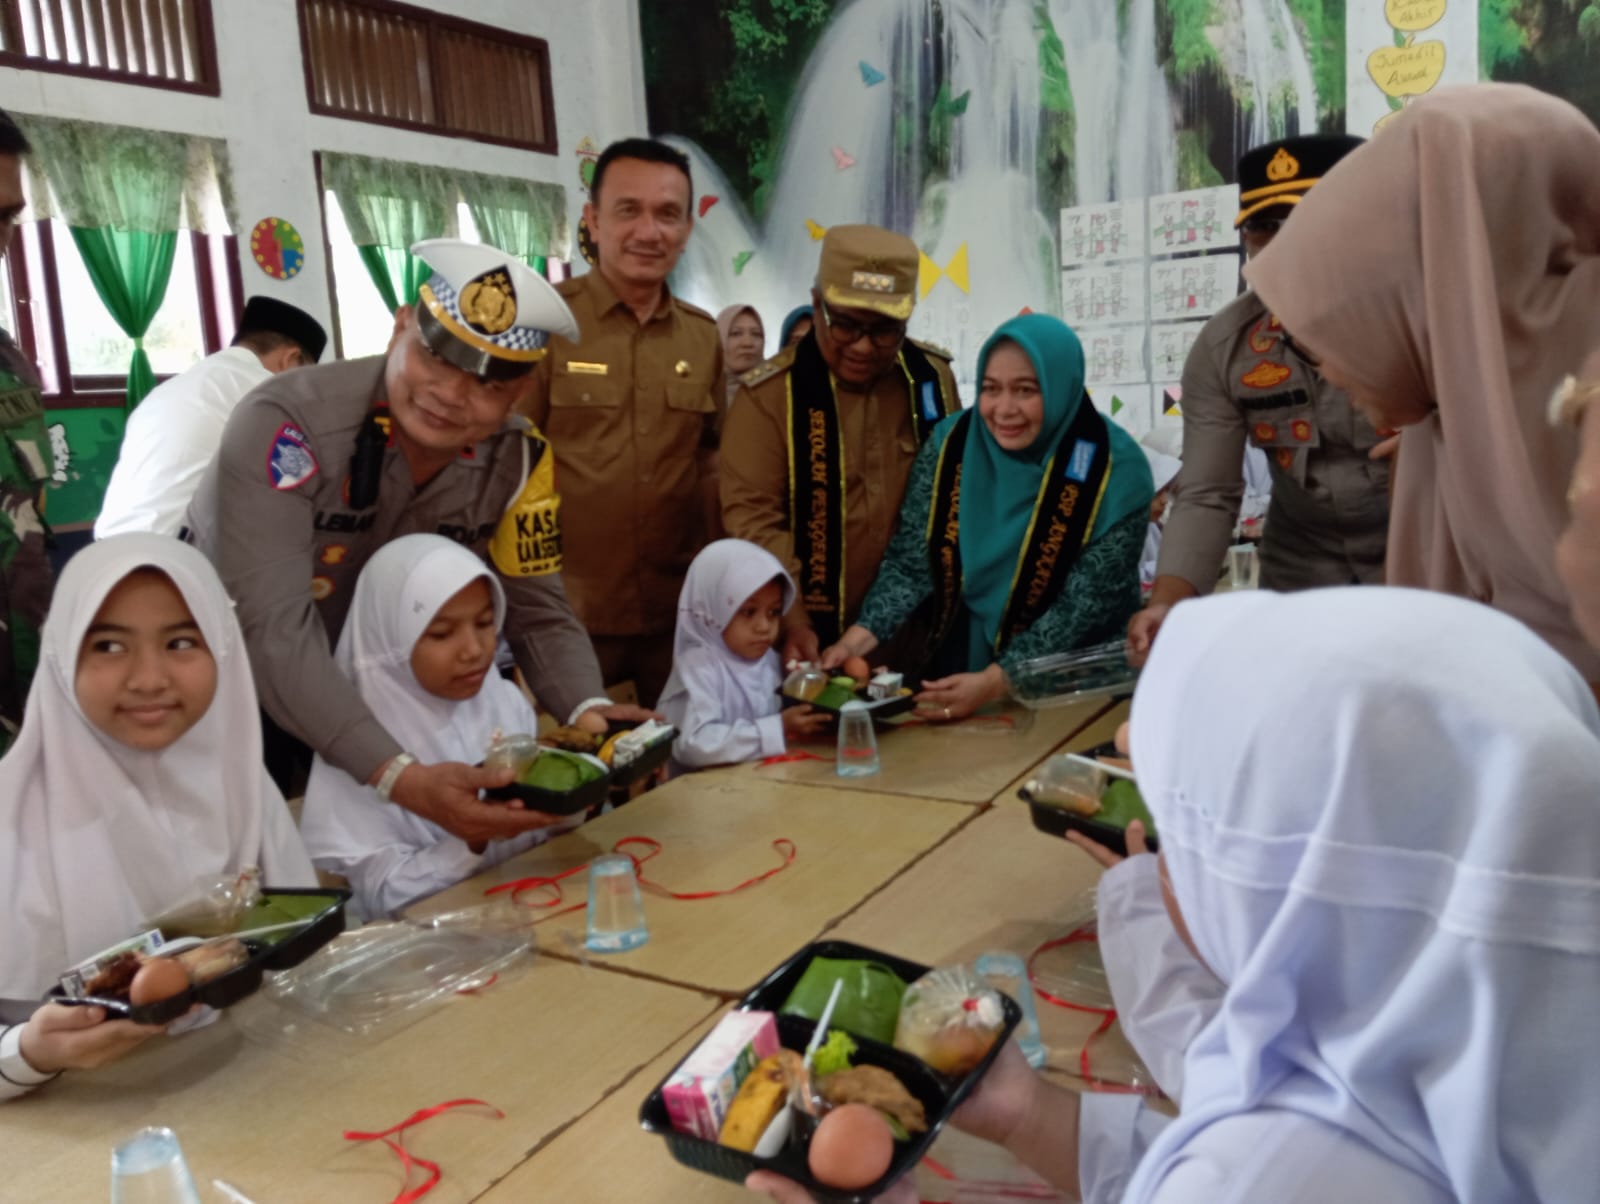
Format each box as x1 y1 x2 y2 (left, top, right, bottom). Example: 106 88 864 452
267 422 319 491
740 345 797 389
908 337 954 362
490 437 562 577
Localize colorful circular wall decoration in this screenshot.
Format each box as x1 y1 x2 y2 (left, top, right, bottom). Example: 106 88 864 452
250 217 305 280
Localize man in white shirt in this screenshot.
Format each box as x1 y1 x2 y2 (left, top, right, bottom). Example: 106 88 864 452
95 297 327 537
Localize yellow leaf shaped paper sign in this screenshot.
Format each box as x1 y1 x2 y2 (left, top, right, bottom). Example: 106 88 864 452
917 243 971 299
805 219 827 241
1384 0 1446 33
1372 110 1402 137
1368 41 1446 99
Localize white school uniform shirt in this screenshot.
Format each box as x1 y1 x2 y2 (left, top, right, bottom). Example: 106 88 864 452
0 535 315 1096
298 535 581 920
657 539 796 769
95 347 273 538
1104 587 1600 1204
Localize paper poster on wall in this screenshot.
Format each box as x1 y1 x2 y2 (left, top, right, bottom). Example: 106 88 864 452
1148 186 1239 255
1347 1 1477 137
1149 255 1239 322
1058 199 1146 267
1083 325 1146 388
1149 321 1208 380
1060 263 1144 328
1090 384 1154 438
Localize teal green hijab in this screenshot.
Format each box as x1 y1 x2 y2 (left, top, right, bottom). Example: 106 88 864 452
950 314 1153 663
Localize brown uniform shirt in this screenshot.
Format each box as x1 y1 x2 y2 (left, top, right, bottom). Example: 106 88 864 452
520 271 724 637
1160 290 1390 593
720 340 960 627
184 357 605 782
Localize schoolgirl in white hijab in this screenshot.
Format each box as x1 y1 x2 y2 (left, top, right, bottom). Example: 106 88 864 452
1094 586 1600 1203
658 539 818 769
299 535 581 919
0 535 313 1096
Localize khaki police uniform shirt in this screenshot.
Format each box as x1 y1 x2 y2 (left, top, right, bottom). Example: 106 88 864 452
1159 290 1390 593
185 357 605 783
520 271 724 637
720 340 960 627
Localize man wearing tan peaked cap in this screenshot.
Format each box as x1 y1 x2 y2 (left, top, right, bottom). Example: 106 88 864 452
185 238 648 845
721 224 961 666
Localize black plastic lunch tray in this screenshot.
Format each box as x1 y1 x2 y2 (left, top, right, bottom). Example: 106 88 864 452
774 679 920 723
1019 784 1161 856
483 757 612 815
50 888 350 1026
605 721 677 790
638 939 1022 1204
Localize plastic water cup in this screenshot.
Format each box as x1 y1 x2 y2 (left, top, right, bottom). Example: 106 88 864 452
1227 543 1260 591
110 1127 202 1204
836 700 881 777
975 951 1048 1069
585 854 650 953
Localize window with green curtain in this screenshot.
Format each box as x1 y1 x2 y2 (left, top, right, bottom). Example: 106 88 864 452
20 117 234 410
323 153 458 313
460 170 570 271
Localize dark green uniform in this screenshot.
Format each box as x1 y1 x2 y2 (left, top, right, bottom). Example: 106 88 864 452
0 327 51 753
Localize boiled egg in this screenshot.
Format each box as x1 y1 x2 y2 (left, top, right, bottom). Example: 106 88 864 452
807 1103 894 1190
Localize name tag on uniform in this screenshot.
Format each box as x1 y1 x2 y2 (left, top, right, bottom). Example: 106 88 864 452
566 361 609 376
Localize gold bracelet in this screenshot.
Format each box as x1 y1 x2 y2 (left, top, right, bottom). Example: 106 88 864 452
1549 375 1600 428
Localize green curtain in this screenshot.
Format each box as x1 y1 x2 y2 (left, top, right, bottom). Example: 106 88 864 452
68 227 178 408
461 170 570 269
324 153 457 314
20 117 229 410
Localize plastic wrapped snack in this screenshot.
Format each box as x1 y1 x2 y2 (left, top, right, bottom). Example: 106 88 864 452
145 868 263 939
484 731 542 778
893 966 1006 1076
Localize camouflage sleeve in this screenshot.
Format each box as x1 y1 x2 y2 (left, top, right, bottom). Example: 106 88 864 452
0 437 52 746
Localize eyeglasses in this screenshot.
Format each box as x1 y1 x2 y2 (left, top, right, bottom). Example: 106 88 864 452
820 300 906 350
1239 214 1285 238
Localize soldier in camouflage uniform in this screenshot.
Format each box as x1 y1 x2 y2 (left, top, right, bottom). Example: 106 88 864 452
0 108 50 754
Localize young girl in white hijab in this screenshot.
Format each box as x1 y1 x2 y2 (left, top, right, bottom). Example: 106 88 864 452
299 535 582 919
751 586 1600 1204
658 539 829 769
0 534 315 1100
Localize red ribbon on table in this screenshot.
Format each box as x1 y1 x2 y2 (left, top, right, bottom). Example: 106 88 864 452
486 836 797 914
1027 928 1146 1095
758 750 830 766
343 1098 504 1204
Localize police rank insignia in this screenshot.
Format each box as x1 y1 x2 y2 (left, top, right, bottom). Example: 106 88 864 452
459 270 518 336
1242 361 1292 390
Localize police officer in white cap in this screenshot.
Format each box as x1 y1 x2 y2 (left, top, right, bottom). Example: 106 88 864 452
185 240 651 844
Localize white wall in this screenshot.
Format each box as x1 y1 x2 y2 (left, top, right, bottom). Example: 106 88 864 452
0 0 649 345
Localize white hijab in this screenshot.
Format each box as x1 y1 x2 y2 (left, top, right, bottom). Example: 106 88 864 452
657 539 796 730
299 536 569 890
1122 587 1600 1203
0 534 314 1000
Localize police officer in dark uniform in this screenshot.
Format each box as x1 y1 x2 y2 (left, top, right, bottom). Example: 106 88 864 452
1129 134 1391 664
186 240 648 844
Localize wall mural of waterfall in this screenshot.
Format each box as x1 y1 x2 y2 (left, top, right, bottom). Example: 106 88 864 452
639 0 1599 423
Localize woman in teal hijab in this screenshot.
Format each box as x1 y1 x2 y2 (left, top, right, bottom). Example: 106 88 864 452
823 314 1152 720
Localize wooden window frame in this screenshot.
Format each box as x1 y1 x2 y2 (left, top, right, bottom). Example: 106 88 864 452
297 0 558 155
4 220 244 409
0 0 221 96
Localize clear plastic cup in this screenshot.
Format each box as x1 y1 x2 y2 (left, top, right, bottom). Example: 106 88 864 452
1228 543 1260 590
585 854 649 953
835 700 880 777
975 951 1047 1069
110 1127 202 1204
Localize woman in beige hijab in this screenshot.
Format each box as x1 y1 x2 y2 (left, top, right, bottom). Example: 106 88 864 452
716 304 766 407
1246 84 1600 684
1557 353 1600 652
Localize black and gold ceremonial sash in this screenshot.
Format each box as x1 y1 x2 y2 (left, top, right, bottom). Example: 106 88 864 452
923 398 1113 657
785 335 955 643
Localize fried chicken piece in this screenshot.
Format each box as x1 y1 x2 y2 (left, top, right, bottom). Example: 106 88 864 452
817 1065 927 1134
539 725 602 753
82 951 141 999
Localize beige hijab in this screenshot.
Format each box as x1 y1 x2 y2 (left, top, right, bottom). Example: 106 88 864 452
1246 84 1600 680
716 304 763 405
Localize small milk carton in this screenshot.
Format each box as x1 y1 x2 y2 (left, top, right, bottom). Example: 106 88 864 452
662 1010 780 1141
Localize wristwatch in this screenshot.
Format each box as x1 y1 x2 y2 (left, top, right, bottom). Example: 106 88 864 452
375 753 417 801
